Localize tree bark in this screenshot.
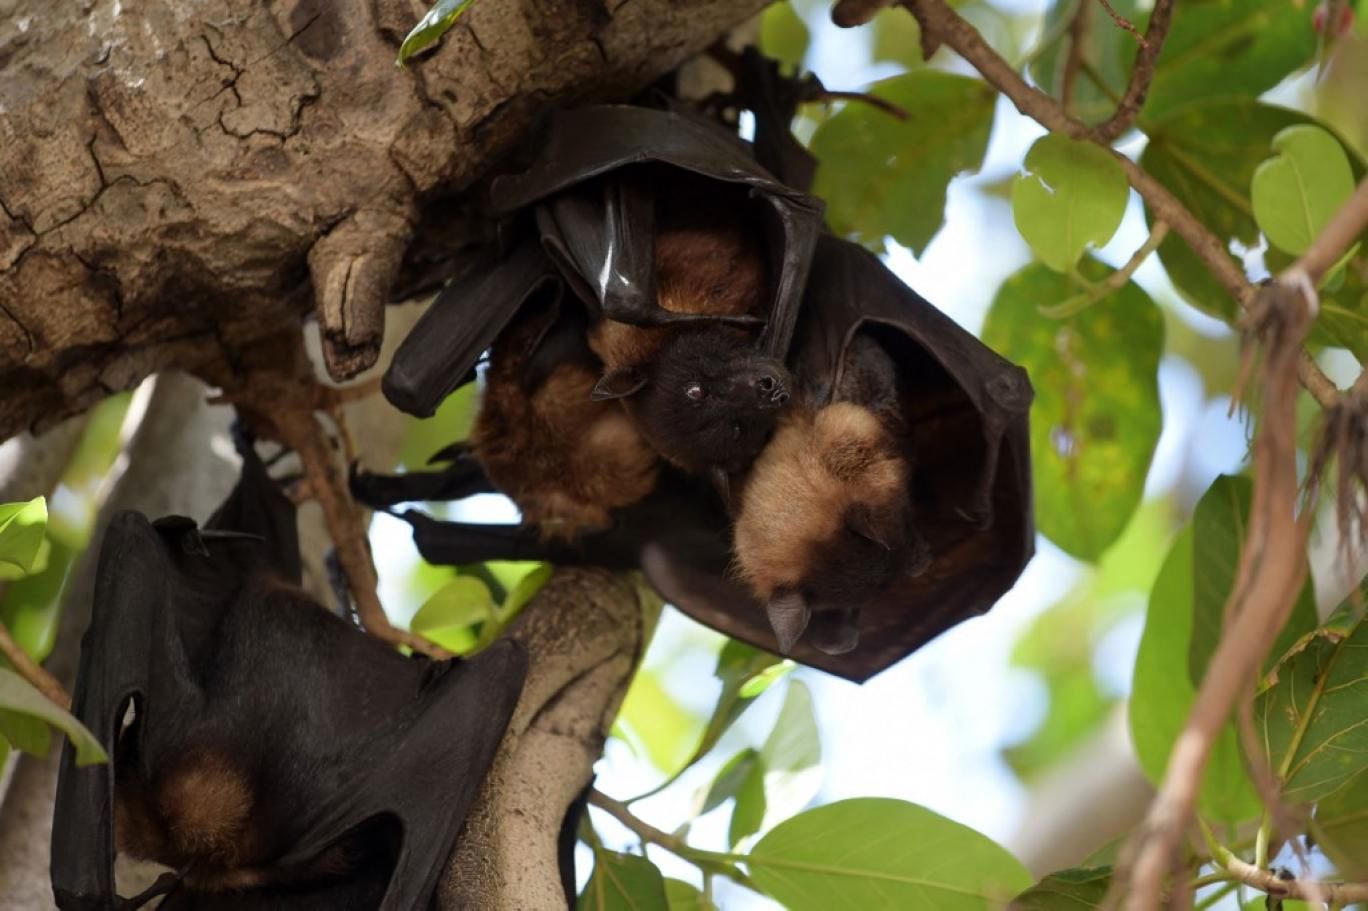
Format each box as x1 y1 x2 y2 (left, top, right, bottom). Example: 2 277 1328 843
0 0 768 440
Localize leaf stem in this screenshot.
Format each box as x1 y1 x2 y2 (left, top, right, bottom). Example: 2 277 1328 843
588 790 758 890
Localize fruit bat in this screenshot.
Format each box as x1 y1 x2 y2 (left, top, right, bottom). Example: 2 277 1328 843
379 102 822 476
50 439 527 910
354 230 1033 681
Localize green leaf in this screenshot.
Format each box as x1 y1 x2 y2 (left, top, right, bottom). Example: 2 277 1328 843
664 879 716 911
981 260 1163 561
1141 100 1344 323
0 497 47 577
746 798 1032 910
1185 476 1317 684
728 755 768 848
0 708 51 757
579 849 669 911
0 668 106 765
410 576 496 653
756 679 822 830
1012 135 1128 273
811 71 994 255
701 748 761 815
759 2 810 74
1031 0 1145 124
397 0 477 65
1252 125 1356 256
1143 0 1316 122
398 381 479 470
1258 599 1368 803
616 668 703 775
1011 866 1111 910
1129 485 1262 823
871 6 925 70
499 562 552 623
1 537 77 663
1316 769 1368 878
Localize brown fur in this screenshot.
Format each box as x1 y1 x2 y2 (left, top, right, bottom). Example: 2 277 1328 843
473 358 660 539
116 748 261 874
588 217 767 371
732 403 906 599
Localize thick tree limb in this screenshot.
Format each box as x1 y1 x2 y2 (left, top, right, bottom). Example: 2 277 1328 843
0 0 769 440
440 570 651 910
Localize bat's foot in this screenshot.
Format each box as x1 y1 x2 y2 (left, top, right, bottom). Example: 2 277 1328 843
363 618 450 659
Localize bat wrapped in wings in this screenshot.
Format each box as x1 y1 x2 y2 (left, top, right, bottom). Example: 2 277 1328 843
50 437 527 910
382 101 825 484
355 232 1032 681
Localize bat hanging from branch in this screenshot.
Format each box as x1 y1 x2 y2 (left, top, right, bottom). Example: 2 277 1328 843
50 431 527 910
353 50 1035 680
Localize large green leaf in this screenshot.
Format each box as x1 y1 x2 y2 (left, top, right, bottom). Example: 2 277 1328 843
579 850 669 911
1143 0 1316 122
0 669 106 766
664 879 717 911
410 576 495 654
811 71 994 254
1129 499 1259 824
755 679 821 833
1258 602 1368 803
1316 769 1368 878
1012 135 1128 273
981 260 1163 562
759 2 810 73
617 668 703 776
0 497 47 577
1031 0 1145 124
746 798 1032 910
728 755 768 849
1185 476 1318 684
1 537 77 663
1011 866 1111 910
1252 125 1356 256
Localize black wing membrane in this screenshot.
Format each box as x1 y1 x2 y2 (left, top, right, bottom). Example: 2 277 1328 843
51 445 526 910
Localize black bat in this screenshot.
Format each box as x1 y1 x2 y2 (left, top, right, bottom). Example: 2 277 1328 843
50 438 527 910
354 230 1033 680
380 101 824 479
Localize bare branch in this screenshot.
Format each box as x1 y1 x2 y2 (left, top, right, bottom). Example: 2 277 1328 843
1095 0 1149 48
831 0 896 27
1091 0 1174 143
1209 838 1368 904
1292 175 1368 288
0 621 69 710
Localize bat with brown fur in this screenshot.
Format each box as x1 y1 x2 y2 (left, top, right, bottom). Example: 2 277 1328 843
50 436 526 910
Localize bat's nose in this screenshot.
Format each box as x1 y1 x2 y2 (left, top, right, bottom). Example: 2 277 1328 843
753 373 790 408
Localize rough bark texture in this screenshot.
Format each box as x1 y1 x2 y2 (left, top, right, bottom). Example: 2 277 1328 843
0 0 769 439
442 570 649 909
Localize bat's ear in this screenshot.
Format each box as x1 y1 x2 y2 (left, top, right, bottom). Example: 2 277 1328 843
766 589 810 654
590 369 647 401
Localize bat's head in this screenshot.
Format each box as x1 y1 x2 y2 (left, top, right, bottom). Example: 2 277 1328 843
733 402 929 656
591 328 792 474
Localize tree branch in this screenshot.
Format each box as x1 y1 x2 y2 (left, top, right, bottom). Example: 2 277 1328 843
1091 0 1174 143
900 0 1340 408
0 622 69 710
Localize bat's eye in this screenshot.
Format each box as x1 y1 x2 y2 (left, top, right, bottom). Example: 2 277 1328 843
732 423 742 441
686 383 706 402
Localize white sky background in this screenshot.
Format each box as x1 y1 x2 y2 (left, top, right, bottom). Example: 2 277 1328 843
366 3 1295 906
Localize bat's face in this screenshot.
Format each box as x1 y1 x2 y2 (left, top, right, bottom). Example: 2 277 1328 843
634 329 793 474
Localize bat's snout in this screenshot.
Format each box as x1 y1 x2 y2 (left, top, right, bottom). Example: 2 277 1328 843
751 370 791 409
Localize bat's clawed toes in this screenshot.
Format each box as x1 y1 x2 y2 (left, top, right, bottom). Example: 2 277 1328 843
363 617 450 660
766 590 811 655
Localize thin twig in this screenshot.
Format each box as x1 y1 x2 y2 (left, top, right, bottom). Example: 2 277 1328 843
1060 0 1093 115
1208 838 1368 903
830 0 895 27
900 0 1340 408
1039 221 1169 318
1095 0 1148 47
812 89 910 120
1092 0 1174 142
0 619 70 709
